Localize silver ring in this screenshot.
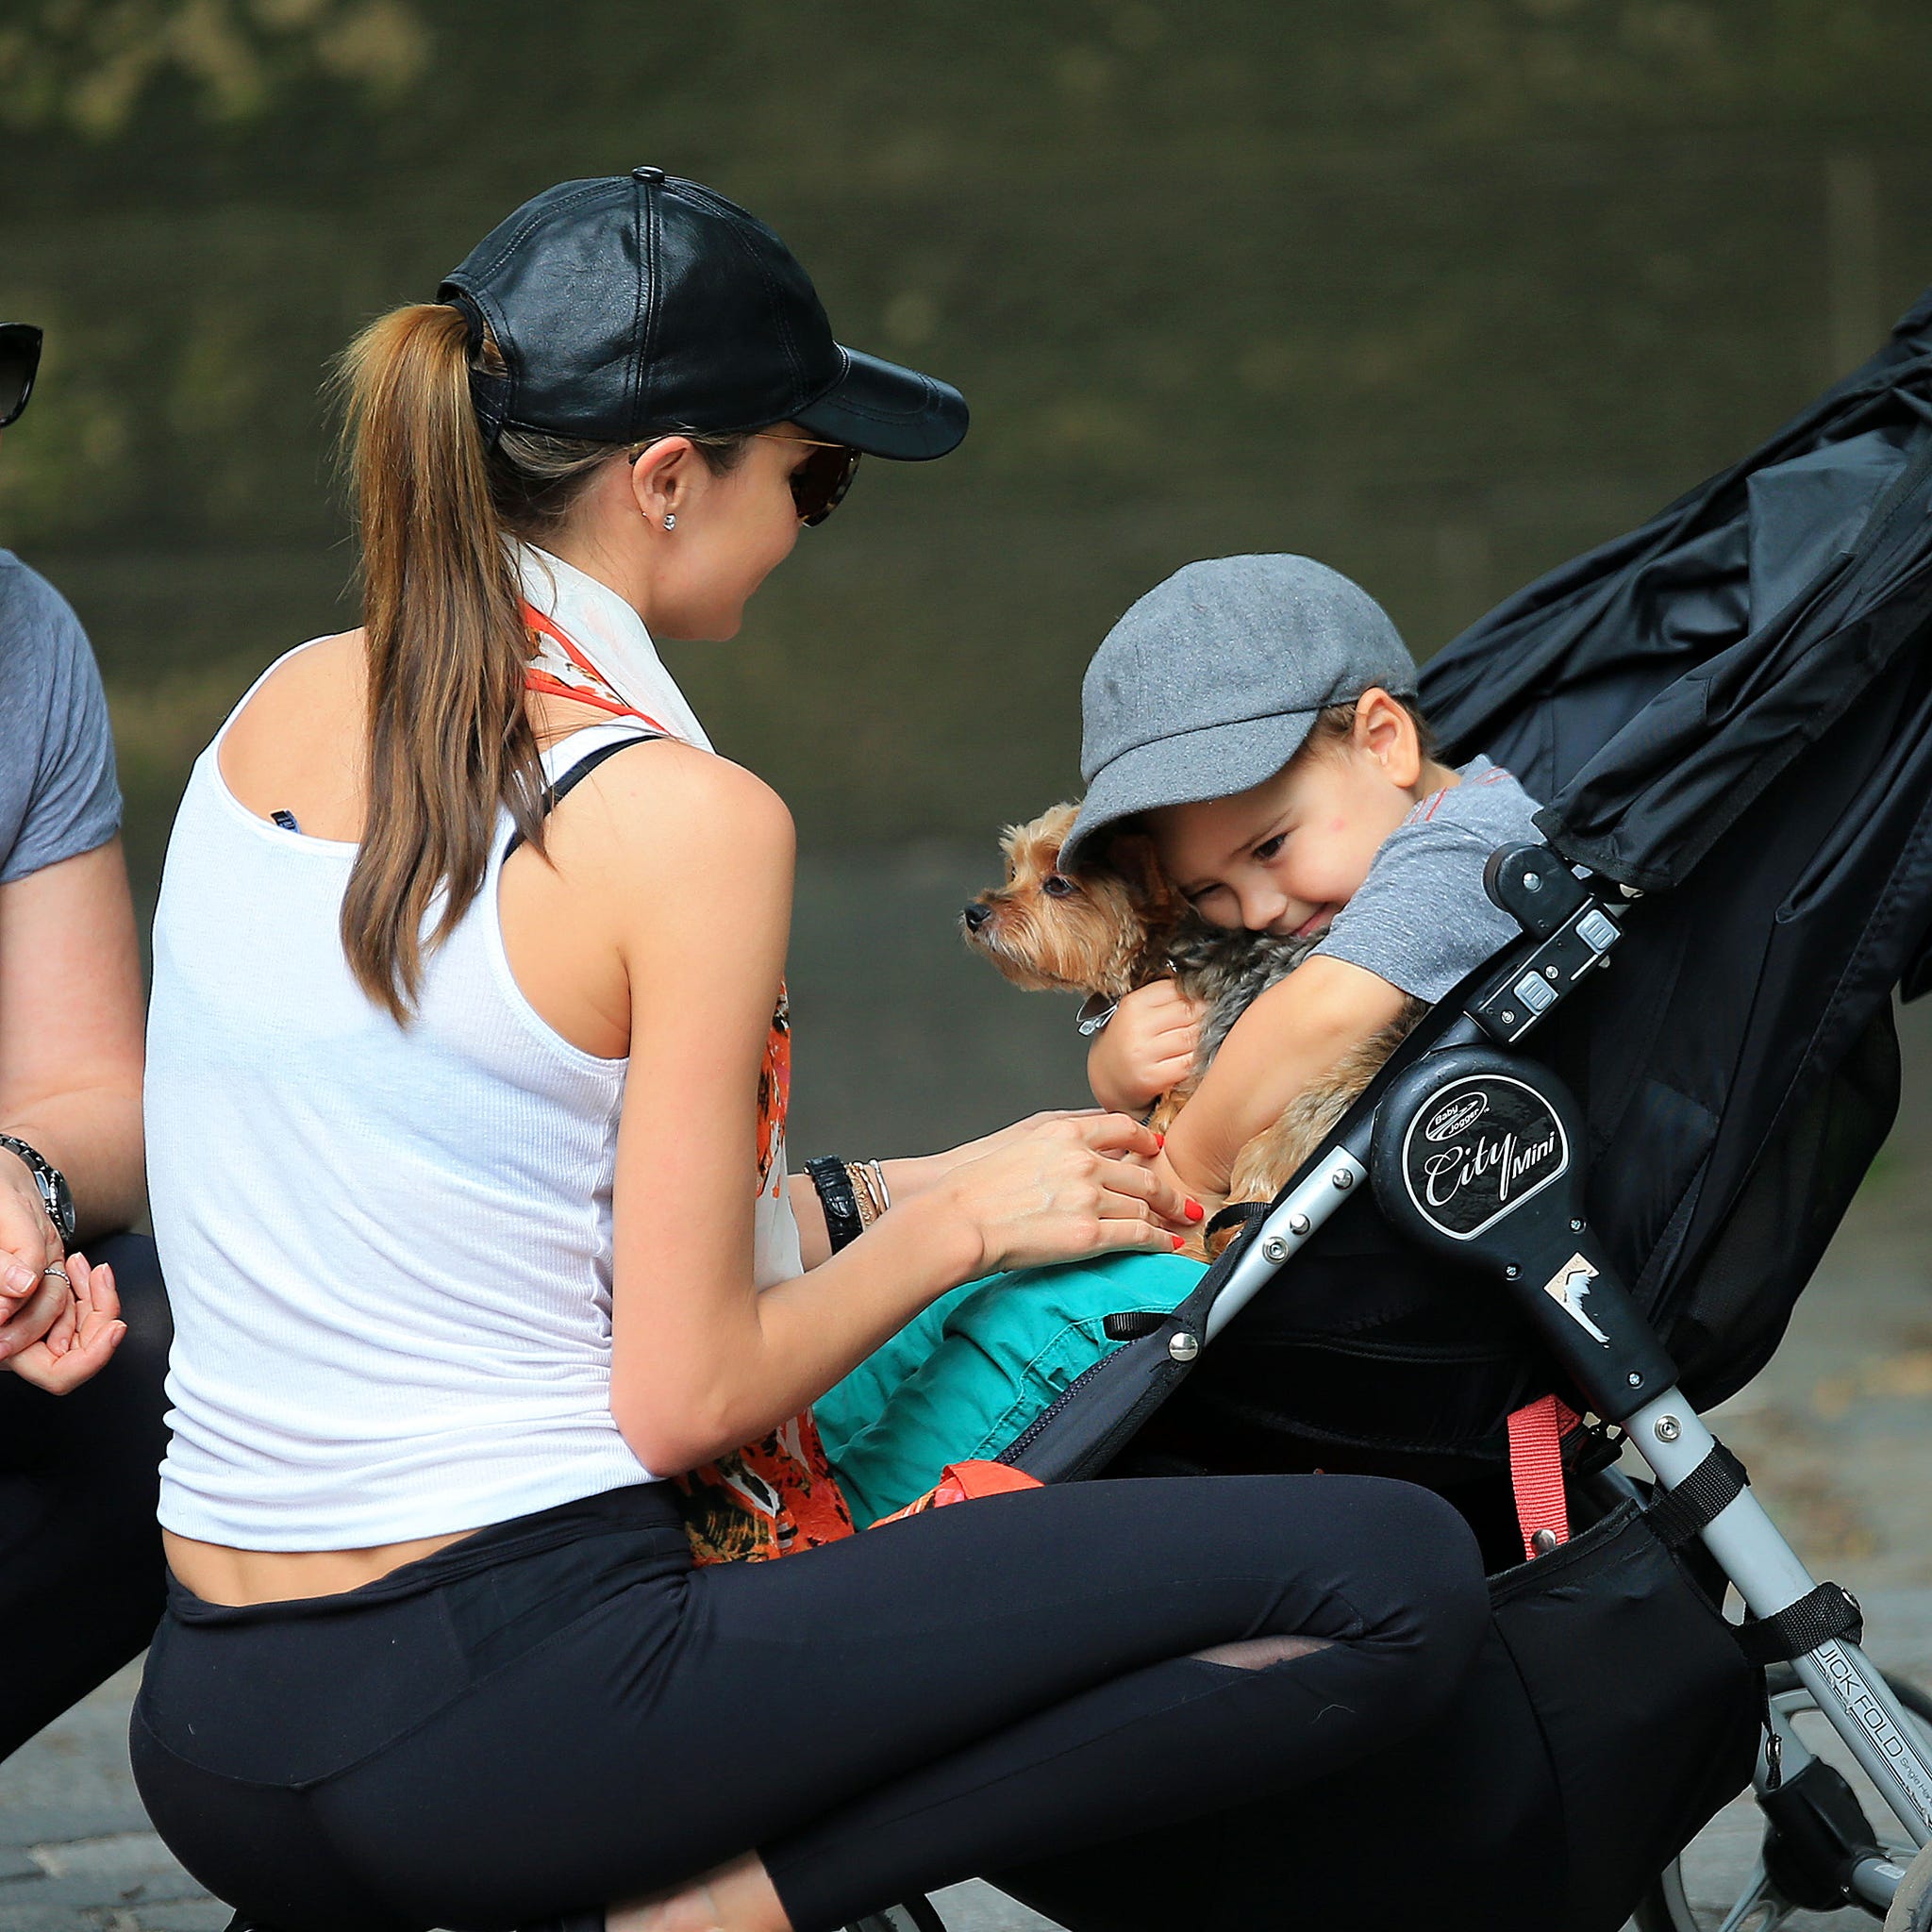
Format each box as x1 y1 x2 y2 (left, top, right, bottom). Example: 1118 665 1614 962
42 1265 68 1287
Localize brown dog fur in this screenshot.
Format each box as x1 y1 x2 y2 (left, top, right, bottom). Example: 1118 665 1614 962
963 803 1422 1256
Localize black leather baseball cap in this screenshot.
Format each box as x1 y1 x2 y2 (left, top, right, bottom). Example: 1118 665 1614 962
439 168 967 460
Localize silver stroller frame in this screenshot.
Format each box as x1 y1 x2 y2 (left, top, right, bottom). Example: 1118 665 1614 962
1194 843 1932 1927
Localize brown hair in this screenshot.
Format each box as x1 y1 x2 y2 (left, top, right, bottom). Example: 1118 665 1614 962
331 304 745 1021
1302 691 1438 761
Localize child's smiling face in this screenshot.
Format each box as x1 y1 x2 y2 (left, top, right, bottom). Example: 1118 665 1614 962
1145 688 1440 938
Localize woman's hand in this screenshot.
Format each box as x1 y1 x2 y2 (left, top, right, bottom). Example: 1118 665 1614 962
880 1108 1112 1203
1086 979 1205 1115
932 1111 1200 1277
2 1248 123 1393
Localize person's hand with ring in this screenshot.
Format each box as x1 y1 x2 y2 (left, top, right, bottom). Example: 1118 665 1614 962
0 1141 124 1389
0 1245 122 1393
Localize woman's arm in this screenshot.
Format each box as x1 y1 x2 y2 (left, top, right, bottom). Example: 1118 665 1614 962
1159 955 1410 1207
591 746 1191 1476
786 1116 1129 1271
0 838 144 1379
785 1158 972 1272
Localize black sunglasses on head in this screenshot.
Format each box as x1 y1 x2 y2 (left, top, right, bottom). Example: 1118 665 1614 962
0 325 42 428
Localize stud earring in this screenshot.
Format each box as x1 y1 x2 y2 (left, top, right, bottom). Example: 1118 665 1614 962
663 513 676 530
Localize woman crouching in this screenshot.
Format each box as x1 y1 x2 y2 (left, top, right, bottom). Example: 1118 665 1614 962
132 172 1488 1932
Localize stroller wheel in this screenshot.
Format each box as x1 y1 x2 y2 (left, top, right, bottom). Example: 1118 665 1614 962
1633 1665 1932 1932
845 1901 947 1932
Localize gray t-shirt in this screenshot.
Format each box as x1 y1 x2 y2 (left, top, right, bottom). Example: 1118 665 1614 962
0 552 121 882
1313 755 1543 1003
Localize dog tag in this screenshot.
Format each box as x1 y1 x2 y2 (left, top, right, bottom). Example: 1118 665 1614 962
1075 992 1119 1037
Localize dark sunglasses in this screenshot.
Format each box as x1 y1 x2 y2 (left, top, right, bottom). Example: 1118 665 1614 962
751 432 861 527
0 325 42 429
637 430 861 529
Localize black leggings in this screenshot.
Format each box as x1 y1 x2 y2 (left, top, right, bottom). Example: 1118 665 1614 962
131 1473 1487 1932
0 1231 170 1760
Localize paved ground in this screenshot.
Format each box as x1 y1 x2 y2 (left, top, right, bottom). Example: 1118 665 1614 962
6 984 1931 1931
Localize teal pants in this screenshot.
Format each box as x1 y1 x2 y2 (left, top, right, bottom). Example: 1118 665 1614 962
814 1251 1206 1525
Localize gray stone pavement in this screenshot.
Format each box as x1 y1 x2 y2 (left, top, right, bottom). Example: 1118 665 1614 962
8 1007 1932 1932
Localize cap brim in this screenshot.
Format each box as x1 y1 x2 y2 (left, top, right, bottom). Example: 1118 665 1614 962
792 345 968 460
1060 709 1320 871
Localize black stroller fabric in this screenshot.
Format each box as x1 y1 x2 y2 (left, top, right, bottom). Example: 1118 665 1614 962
1424 285 1932 1411
1110 282 1932 1484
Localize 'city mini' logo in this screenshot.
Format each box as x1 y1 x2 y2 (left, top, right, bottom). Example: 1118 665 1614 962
1421 1125 1560 1212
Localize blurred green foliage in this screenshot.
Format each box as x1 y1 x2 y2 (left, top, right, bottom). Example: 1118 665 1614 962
0 0 427 137
5 0 1932 903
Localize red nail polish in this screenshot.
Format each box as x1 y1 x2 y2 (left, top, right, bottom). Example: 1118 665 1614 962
1185 1199 1205 1223
1155 1133 1166 1149
1171 1234 1186 1250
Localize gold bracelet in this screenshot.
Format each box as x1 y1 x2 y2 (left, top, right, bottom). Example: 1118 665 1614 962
845 1161 878 1228
846 1158 891 1226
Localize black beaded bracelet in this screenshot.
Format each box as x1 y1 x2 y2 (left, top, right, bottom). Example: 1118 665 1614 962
806 1156 865 1254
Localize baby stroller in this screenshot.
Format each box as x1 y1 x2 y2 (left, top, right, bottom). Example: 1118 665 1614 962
850 288 1932 1932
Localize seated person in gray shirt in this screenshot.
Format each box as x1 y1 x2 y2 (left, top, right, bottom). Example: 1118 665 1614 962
1063 554 1543 1212
0 319 169 1762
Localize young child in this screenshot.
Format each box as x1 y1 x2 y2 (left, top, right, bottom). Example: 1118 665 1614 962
1063 552 1545 1211
817 553 1544 1523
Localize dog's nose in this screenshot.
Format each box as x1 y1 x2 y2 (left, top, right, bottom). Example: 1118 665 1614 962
961 902 992 933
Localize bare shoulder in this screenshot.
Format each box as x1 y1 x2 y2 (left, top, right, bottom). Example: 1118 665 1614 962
225 630 364 748
219 632 367 828
544 740 794 884
233 629 363 722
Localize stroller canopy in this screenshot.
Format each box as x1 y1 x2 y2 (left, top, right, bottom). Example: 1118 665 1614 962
1420 285 1932 1405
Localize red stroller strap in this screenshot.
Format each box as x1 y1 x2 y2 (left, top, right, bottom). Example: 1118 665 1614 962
1507 1393 1579 1561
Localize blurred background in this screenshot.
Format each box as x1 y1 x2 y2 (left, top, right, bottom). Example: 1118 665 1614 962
9 14 1932 1924
7 0 1932 1158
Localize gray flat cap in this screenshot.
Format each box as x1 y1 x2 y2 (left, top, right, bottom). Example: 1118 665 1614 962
1061 555 1418 868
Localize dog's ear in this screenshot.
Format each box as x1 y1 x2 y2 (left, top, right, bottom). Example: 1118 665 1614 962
1034 802 1080 871
1001 802 1081 878
1104 832 1183 925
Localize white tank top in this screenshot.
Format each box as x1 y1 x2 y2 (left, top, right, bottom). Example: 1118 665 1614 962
148 598 801 1550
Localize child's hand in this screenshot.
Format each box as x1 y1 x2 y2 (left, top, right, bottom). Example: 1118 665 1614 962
1087 979 1206 1114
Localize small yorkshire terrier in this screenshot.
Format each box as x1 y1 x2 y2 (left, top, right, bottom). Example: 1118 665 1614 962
961 803 1422 1254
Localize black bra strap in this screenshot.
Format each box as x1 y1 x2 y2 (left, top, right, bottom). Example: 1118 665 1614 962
503 734 660 860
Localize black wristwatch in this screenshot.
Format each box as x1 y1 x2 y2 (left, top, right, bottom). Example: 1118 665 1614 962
805 1156 864 1254
0 1136 75 1243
